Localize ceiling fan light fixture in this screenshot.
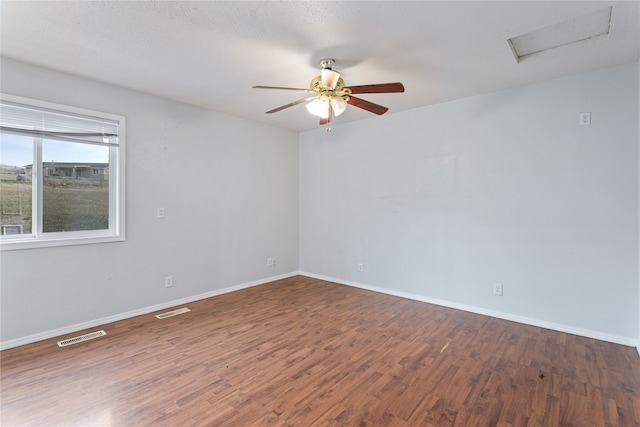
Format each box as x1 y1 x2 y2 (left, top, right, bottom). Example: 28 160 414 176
306 95 331 118
321 68 341 89
254 58 404 124
331 96 348 116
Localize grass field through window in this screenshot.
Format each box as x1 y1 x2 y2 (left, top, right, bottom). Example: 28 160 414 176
1 170 108 235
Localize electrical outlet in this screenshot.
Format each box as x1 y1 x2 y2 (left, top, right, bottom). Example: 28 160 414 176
493 283 503 296
272 257 277 266
157 207 165 219
358 263 364 272
579 112 591 126
165 276 173 288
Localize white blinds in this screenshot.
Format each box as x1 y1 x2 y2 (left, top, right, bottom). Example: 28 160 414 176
0 99 119 146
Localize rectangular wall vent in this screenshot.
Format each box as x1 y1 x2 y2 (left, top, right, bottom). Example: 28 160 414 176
155 307 190 319
57 330 106 347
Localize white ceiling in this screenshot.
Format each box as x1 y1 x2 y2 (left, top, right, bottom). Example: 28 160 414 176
1 1 639 132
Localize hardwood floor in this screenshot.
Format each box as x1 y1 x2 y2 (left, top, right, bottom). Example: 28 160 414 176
1 275 639 426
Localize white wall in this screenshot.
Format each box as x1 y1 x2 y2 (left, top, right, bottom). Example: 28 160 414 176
0 59 299 347
300 62 639 344
2 59 638 349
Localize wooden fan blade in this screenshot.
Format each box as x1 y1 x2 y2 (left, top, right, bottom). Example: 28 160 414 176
253 85 312 92
319 103 332 125
346 82 405 94
347 96 389 115
266 96 316 114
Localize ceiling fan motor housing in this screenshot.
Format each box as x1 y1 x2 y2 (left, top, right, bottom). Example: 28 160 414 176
310 75 347 93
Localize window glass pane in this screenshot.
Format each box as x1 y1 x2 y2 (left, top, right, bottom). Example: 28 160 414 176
42 139 110 232
1 94 124 249
0 133 33 235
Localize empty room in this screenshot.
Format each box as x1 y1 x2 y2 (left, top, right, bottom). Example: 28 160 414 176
1 1 639 426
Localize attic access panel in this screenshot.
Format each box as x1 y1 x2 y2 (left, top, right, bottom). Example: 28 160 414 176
508 6 612 62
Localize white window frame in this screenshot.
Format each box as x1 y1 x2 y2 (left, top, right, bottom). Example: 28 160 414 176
0 93 125 251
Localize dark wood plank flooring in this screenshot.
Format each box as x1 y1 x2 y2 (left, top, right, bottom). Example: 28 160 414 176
1 275 639 426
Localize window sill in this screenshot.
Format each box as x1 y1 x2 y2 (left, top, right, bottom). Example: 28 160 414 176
0 233 125 251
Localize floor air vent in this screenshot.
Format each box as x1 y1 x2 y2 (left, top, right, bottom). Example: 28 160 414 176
57 330 106 347
155 307 190 319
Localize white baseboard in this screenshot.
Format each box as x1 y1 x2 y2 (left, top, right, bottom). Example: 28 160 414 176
300 271 639 349
0 271 299 351
4 271 637 354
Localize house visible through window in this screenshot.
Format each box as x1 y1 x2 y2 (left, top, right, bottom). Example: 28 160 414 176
0 94 125 250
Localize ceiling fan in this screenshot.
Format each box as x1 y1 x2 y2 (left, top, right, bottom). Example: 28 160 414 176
253 58 405 126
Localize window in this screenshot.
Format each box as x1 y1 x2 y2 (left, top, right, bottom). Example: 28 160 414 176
0 94 125 250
